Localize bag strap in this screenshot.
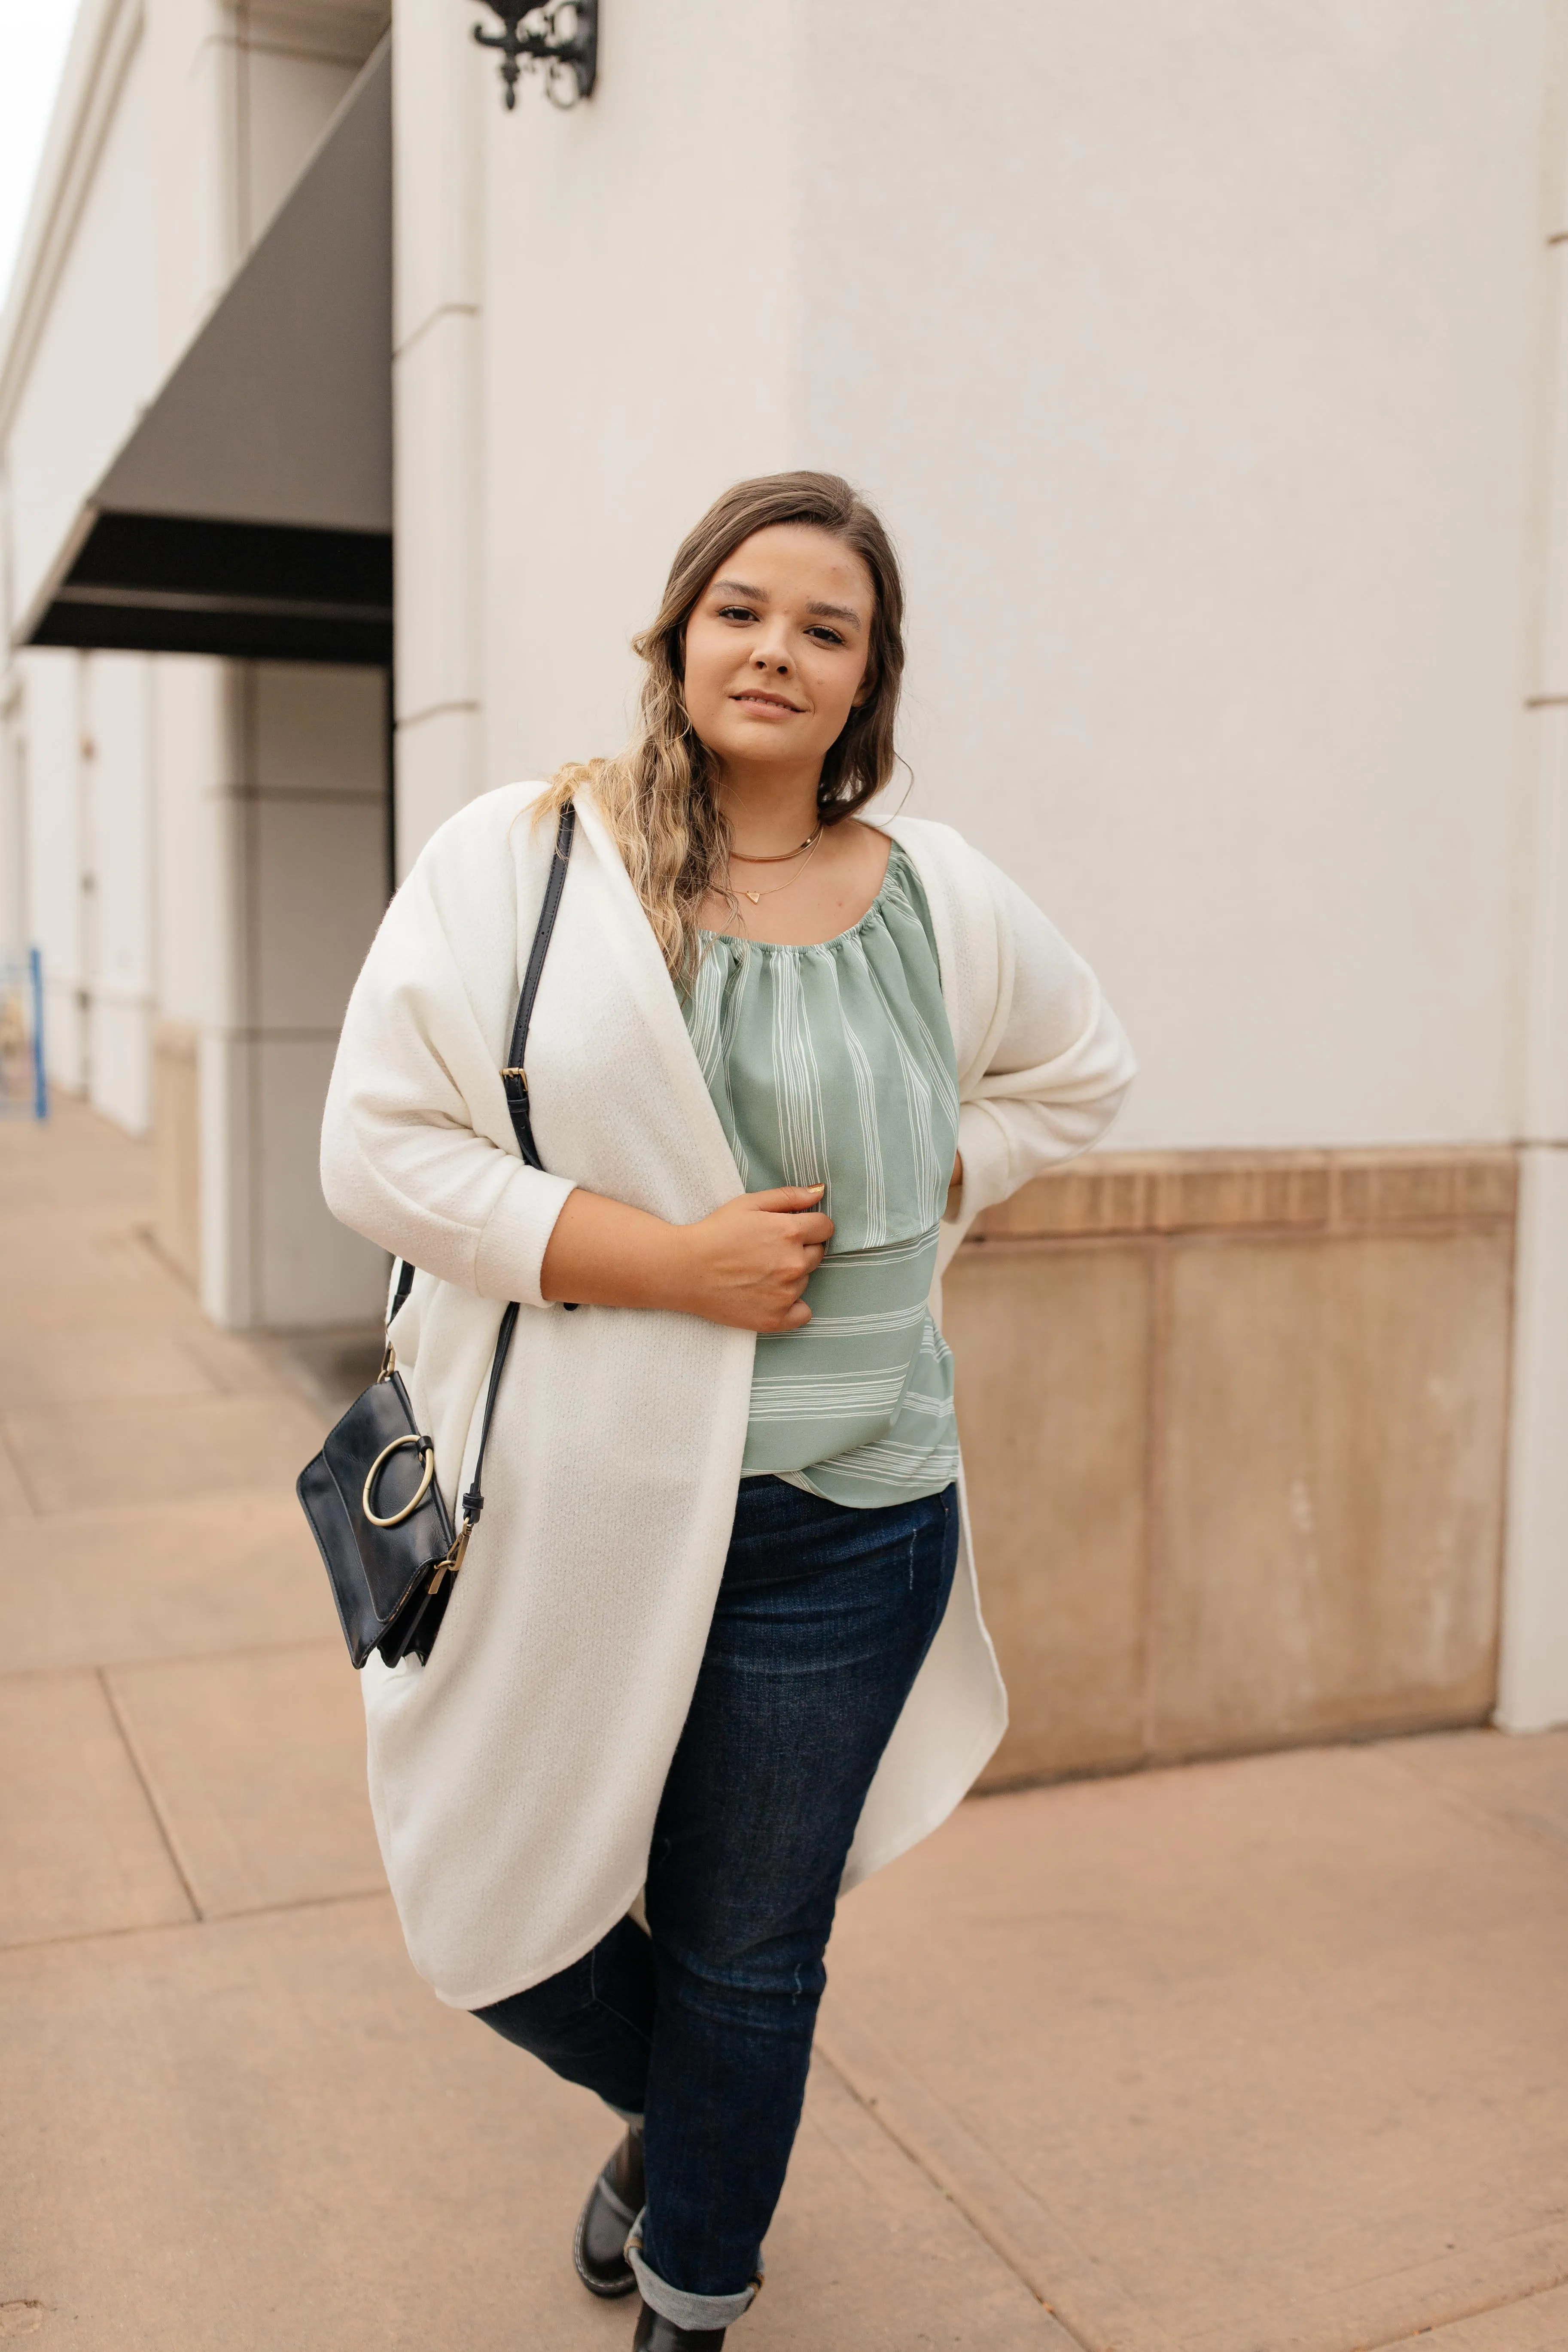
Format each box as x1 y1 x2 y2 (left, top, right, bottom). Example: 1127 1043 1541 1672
426 802 578 1581
501 800 576 1168
379 1255 417 1374
460 1300 519 1528
385 800 577 1338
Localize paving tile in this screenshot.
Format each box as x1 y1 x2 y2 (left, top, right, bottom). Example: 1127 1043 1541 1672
0 1899 1051 2349
752 2054 1071 2351
1376 1725 1568 1858
106 1643 383 1917
0 1326 220 1412
3 1277 202 1337
0 1144 152 1220
0 1172 148 1226
816 2006 1175 2352
1380 2280 1568 2350
0 1215 174 1298
173 1318 299 1398
3 1391 328 1514
0 1671 193 1948
0 1490 340 1673
0 1432 34 1520
250 1322 386 1423
821 1738 1568 2352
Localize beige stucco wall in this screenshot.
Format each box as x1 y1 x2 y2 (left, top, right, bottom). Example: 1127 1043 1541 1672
392 0 1568 1739
422 1 1545 1151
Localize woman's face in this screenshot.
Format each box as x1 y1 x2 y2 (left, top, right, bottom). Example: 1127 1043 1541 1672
682 524 875 783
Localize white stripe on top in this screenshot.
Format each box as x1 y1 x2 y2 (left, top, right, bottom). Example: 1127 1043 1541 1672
683 842 961 1509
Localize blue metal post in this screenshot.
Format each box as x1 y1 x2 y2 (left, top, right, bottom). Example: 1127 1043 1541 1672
29 946 47 1120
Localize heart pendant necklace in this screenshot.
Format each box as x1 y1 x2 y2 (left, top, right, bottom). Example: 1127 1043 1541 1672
727 825 823 909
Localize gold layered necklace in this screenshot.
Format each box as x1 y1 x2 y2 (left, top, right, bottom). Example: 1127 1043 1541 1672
725 824 823 906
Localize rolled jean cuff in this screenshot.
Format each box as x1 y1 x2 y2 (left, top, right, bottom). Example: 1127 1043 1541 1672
626 2214 762 2331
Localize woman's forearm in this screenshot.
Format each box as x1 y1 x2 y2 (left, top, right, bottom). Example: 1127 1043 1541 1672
540 1184 835 1330
539 1188 687 1310
543 1163 963 1322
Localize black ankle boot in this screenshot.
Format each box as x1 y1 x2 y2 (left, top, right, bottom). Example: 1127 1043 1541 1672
572 2125 644 2298
632 2301 726 2350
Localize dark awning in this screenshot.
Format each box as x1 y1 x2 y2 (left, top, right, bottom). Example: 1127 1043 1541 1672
15 35 390 667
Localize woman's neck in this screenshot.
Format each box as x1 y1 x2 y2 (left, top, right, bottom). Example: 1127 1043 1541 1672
714 764 822 858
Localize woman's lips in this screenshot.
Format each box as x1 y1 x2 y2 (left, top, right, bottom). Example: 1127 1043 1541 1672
731 692 801 713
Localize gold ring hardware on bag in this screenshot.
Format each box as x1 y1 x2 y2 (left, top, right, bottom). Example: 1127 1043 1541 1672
362 1434 436 1527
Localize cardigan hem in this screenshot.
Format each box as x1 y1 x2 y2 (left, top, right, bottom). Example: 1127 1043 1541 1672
839 1708 1009 1898
427 1865 661 2012
423 1706 1009 2014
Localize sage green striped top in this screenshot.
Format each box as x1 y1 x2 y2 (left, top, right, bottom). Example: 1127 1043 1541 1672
683 841 961 1508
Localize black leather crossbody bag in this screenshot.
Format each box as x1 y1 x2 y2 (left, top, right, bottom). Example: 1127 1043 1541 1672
297 803 576 1670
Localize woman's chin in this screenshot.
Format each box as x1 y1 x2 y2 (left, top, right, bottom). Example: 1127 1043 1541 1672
707 725 816 768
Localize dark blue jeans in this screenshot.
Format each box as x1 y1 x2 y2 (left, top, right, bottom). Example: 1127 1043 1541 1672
475 1474 959 2323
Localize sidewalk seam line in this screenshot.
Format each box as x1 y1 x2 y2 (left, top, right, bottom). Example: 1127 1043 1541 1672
0 1637 346 1685
0 1418 43 1516
0 1884 391 1960
812 2035 1093 2345
96 1666 204 1923
0 1481 326 1529
1350 2261 1568 2352
1365 1743 1568 1868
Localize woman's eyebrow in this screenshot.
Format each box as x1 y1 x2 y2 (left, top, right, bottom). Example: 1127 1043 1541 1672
710 579 862 627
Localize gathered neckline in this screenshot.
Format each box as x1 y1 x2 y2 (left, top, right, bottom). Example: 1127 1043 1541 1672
698 840 906 957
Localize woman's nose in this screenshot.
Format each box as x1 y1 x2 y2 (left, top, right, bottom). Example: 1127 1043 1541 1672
752 645 792 675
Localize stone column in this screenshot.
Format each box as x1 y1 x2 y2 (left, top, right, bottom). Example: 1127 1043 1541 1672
1499 29 1568 1731
392 0 486 874
197 661 389 1329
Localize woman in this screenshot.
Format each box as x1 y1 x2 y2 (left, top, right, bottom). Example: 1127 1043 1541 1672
321 472 1133 2348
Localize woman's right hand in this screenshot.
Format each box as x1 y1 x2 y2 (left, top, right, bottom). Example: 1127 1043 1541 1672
664 1187 834 1331
539 1183 834 1330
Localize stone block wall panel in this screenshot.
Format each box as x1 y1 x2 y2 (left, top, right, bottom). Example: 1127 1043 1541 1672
1156 1230 1509 1756
944 1244 1152 1786
951 1149 1515 1783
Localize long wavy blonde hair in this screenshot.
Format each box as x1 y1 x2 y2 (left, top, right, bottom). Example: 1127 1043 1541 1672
536 472 906 982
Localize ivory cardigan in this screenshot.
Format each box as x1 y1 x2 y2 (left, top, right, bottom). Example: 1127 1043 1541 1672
320 783 1136 2009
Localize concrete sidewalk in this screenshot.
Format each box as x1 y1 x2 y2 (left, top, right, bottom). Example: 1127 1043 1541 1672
2 1099 1565 2352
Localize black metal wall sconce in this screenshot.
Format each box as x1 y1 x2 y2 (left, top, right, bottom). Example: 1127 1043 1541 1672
471 0 597 110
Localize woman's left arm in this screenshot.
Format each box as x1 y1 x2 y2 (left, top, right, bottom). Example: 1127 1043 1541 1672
946 859 1136 1231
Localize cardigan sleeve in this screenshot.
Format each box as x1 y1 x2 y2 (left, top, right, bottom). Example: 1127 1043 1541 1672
320 846 576 1312
948 856 1136 1228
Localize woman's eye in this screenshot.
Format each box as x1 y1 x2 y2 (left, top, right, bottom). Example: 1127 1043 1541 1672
718 605 756 623
807 626 845 646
